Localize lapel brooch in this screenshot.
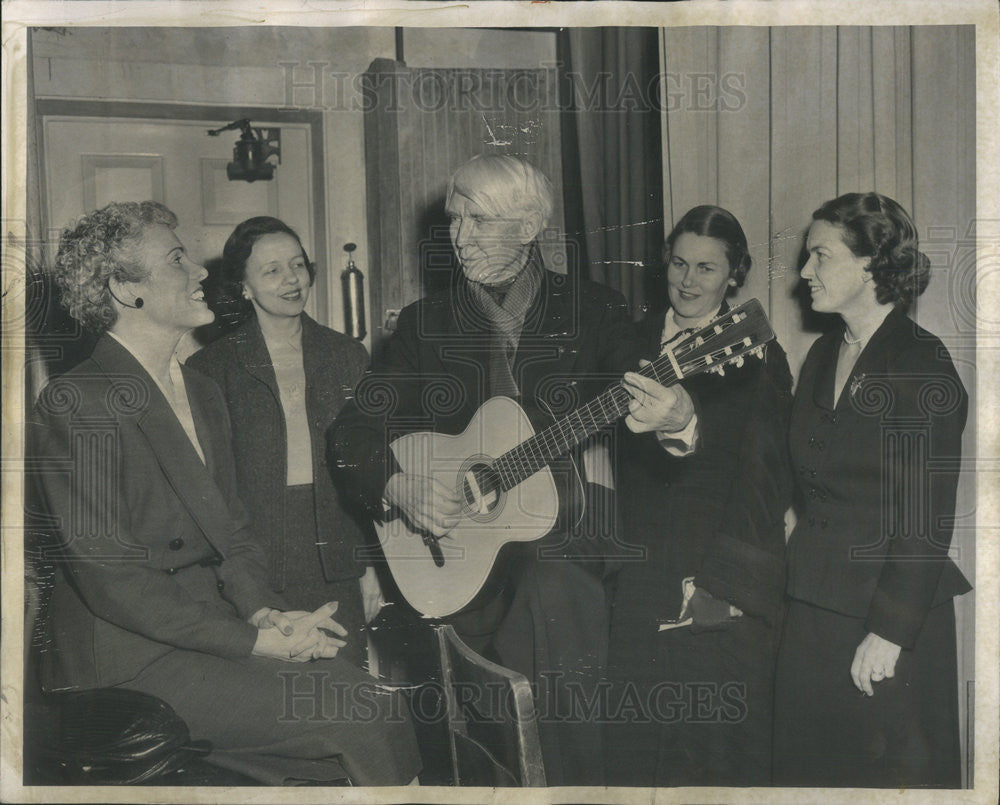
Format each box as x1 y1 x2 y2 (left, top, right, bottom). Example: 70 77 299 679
850 373 866 400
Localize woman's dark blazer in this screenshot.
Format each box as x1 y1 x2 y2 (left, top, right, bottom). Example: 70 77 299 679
188 313 371 588
612 305 795 625
786 306 971 648
31 336 286 690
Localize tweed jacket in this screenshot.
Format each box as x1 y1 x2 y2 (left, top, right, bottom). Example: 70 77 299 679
31 336 285 690
330 269 640 523
187 313 371 586
786 306 971 648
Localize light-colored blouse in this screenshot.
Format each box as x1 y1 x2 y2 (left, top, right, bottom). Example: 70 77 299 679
109 331 206 464
258 317 313 486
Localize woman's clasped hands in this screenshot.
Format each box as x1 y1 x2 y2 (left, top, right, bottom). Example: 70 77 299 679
251 601 348 662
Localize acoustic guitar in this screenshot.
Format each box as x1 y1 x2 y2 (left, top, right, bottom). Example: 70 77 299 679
375 298 776 617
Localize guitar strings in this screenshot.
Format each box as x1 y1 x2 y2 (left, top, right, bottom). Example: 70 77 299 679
489 340 744 491
492 348 759 487
485 310 765 492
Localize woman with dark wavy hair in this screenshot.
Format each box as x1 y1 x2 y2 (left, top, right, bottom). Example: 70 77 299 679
773 192 970 787
606 205 794 786
32 201 419 785
189 217 377 670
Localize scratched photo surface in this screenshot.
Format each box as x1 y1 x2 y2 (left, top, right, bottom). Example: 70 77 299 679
2 3 997 804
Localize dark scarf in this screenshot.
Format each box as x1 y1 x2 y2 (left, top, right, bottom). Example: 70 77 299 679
465 249 543 398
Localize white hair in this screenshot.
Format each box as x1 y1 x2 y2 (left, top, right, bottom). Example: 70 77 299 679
446 155 554 224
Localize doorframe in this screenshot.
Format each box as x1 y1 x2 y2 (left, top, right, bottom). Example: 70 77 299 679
35 99 329 324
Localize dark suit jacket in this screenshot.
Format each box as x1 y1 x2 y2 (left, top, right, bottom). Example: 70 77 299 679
31 336 285 690
187 314 371 585
330 270 640 522
613 305 795 624
786 306 971 648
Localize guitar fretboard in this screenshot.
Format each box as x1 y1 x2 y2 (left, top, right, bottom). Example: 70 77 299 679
482 303 768 494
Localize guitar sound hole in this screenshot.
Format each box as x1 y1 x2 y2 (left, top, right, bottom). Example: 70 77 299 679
458 457 505 523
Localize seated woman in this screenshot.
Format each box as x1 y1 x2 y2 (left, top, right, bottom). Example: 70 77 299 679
30 201 420 786
188 217 376 670
606 205 794 786
773 193 970 787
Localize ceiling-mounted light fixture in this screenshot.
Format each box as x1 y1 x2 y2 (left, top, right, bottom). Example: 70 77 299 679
207 119 281 182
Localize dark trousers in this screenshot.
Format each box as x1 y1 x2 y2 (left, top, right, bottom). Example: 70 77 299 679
449 555 610 787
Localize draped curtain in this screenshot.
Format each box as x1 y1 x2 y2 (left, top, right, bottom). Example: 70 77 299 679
659 25 976 784
558 28 664 318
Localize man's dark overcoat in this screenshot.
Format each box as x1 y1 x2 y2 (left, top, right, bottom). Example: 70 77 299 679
331 267 641 786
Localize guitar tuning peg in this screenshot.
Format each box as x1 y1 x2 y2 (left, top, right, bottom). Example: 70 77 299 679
735 356 745 368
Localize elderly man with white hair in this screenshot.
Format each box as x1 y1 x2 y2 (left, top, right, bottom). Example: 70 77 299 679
331 155 692 785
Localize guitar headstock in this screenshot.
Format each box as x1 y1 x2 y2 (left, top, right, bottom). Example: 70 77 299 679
672 298 775 378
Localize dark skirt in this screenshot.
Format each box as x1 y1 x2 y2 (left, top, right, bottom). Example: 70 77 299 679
773 597 961 788
121 648 420 786
605 608 778 787
282 484 366 669
605 503 780 788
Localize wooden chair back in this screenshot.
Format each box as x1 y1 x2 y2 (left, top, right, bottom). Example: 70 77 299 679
435 624 546 787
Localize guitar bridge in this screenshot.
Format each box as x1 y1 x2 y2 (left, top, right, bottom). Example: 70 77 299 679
422 532 446 567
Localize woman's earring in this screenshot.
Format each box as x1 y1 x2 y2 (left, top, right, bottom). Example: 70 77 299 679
242 286 251 300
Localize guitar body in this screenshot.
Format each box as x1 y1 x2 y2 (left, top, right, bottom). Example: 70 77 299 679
375 396 560 618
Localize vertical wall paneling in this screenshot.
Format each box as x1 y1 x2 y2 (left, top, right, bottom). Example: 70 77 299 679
717 27 772 315
363 59 403 347
768 27 839 377
912 28 964 250
660 28 719 222
659 30 672 239
871 28 910 204
836 27 877 194
910 27 977 786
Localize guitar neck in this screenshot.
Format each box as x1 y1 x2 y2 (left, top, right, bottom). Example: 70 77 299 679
491 353 680 493
488 298 773 493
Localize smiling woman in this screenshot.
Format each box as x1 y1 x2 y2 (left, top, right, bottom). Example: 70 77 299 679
774 193 970 788
122 224 214 334
606 204 793 787
187 217 377 670
665 231 738 325
32 202 420 784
